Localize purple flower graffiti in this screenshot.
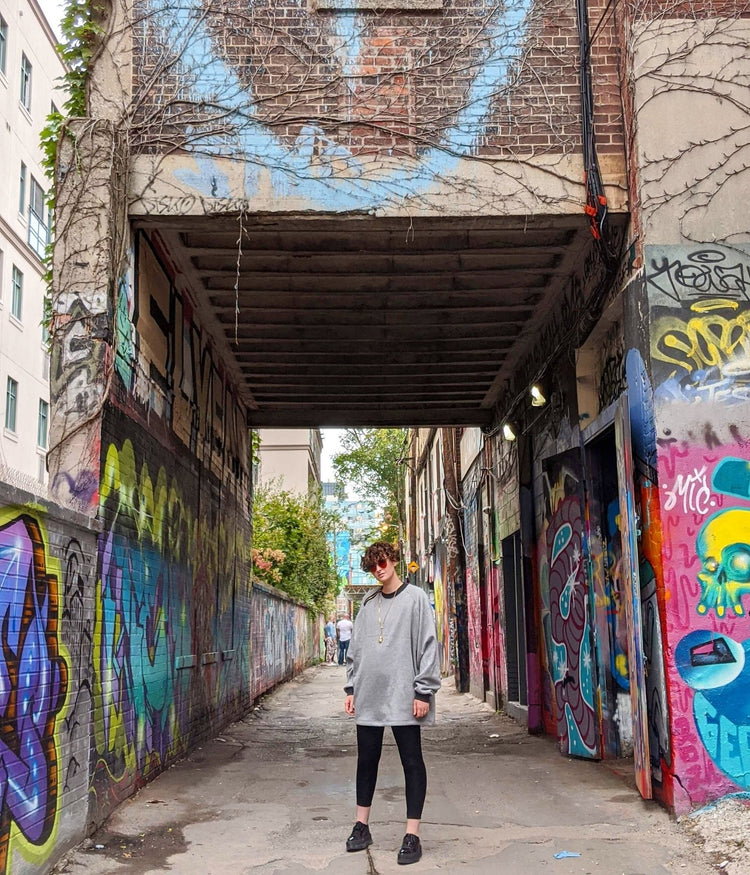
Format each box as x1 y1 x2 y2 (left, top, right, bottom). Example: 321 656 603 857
0 515 68 866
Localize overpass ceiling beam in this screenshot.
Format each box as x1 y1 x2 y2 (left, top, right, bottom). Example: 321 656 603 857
214 312 535 327
199 269 558 285
207 292 544 308
242 374 496 385
227 325 523 340
191 254 563 273
232 350 512 362
179 229 579 252
238 365 498 375
248 413 492 428
211 307 536 323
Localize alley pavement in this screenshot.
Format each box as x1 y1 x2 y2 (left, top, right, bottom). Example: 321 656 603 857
56 664 720 874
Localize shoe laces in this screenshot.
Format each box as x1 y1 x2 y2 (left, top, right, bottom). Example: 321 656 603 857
352 822 368 836
400 834 420 850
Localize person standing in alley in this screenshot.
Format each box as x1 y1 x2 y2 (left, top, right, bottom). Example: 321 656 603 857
336 613 353 666
324 616 337 664
343 541 440 866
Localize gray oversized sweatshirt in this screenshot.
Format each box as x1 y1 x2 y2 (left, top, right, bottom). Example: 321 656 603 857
344 582 441 726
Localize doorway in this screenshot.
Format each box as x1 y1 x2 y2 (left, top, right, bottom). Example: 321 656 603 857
502 530 528 713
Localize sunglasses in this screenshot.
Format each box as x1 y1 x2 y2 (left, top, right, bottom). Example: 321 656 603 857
367 558 389 573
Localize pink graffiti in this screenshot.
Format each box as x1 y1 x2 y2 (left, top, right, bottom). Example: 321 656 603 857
658 441 750 811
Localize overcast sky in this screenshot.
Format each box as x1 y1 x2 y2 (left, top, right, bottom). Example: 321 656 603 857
38 0 64 39
321 429 345 482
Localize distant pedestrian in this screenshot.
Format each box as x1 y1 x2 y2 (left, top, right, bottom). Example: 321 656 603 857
336 614 353 665
343 541 440 866
324 617 337 664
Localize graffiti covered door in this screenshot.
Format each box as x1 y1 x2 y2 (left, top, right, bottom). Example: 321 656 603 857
614 397 653 799
540 450 599 758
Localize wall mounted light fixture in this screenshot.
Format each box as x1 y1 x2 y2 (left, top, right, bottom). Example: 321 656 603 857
502 423 517 441
530 384 547 407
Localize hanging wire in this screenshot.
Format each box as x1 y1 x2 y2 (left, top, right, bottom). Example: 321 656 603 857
234 208 245 347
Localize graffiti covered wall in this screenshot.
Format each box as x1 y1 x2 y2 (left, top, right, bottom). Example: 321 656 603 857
250 585 319 699
90 415 253 828
537 450 598 757
462 466 484 701
646 244 750 812
0 484 98 874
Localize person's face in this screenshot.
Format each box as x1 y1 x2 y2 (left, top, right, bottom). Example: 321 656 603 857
368 556 396 584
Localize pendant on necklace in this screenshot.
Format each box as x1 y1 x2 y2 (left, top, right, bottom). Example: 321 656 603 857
378 635 383 644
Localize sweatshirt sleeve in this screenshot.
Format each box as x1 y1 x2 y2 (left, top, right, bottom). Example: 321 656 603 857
344 618 358 695
413 590 441 700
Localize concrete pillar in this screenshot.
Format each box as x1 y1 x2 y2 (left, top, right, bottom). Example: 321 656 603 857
48 120 127 514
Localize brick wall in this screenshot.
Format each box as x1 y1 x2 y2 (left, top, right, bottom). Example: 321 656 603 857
130 0 625 161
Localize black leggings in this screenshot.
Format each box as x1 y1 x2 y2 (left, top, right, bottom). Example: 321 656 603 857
356 725 427 820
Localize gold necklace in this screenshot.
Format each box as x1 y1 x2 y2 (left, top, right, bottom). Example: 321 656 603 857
377 593 395 644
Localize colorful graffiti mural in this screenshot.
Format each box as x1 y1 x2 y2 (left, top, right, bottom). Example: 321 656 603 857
249 587 316 700
90 429 251 822
0 512 69 871
647 243 750 811
539 453 598 758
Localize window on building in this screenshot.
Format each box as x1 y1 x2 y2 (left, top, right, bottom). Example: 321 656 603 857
50 100 58 117
28 176 49 258
19 163 26 215
0 248 4 303
0 16 7 76
20 53 32 111
5 377 18 432
11 265 22 320
37 399 48 448
41 302 50 345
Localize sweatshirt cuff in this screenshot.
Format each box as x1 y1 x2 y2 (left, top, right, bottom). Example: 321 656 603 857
344 685 354 695
414 692 432 703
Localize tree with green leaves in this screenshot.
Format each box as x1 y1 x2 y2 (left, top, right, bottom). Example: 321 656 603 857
332 429 408 543
252 487 339 611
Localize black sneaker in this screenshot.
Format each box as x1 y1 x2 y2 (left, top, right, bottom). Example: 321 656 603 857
397 833 422 865
346 821 373 852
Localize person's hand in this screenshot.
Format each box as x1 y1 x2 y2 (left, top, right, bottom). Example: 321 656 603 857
413 699 429 719
344 695 355 715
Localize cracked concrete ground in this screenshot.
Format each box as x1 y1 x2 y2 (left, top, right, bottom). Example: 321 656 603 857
55 665 723 874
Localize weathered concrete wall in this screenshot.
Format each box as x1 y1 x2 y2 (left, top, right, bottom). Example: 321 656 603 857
630 15 750 247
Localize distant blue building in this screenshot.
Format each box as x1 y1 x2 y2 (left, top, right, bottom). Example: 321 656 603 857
323 482 380 589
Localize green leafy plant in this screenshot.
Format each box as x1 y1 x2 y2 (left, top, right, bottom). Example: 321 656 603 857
252 487 339 610
332 428 408 543
39 0 106 326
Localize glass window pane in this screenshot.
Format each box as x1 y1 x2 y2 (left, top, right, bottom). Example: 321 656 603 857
38 399 49 448
11 266 23 319
20 53 32 110
19 163 26 215
5 378 17 432
0 16 7 76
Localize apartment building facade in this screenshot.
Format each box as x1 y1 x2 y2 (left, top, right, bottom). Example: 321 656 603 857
257 427 323 495
0 0 64 488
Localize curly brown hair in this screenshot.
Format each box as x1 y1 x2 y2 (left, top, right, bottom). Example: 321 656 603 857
360 541 400 572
